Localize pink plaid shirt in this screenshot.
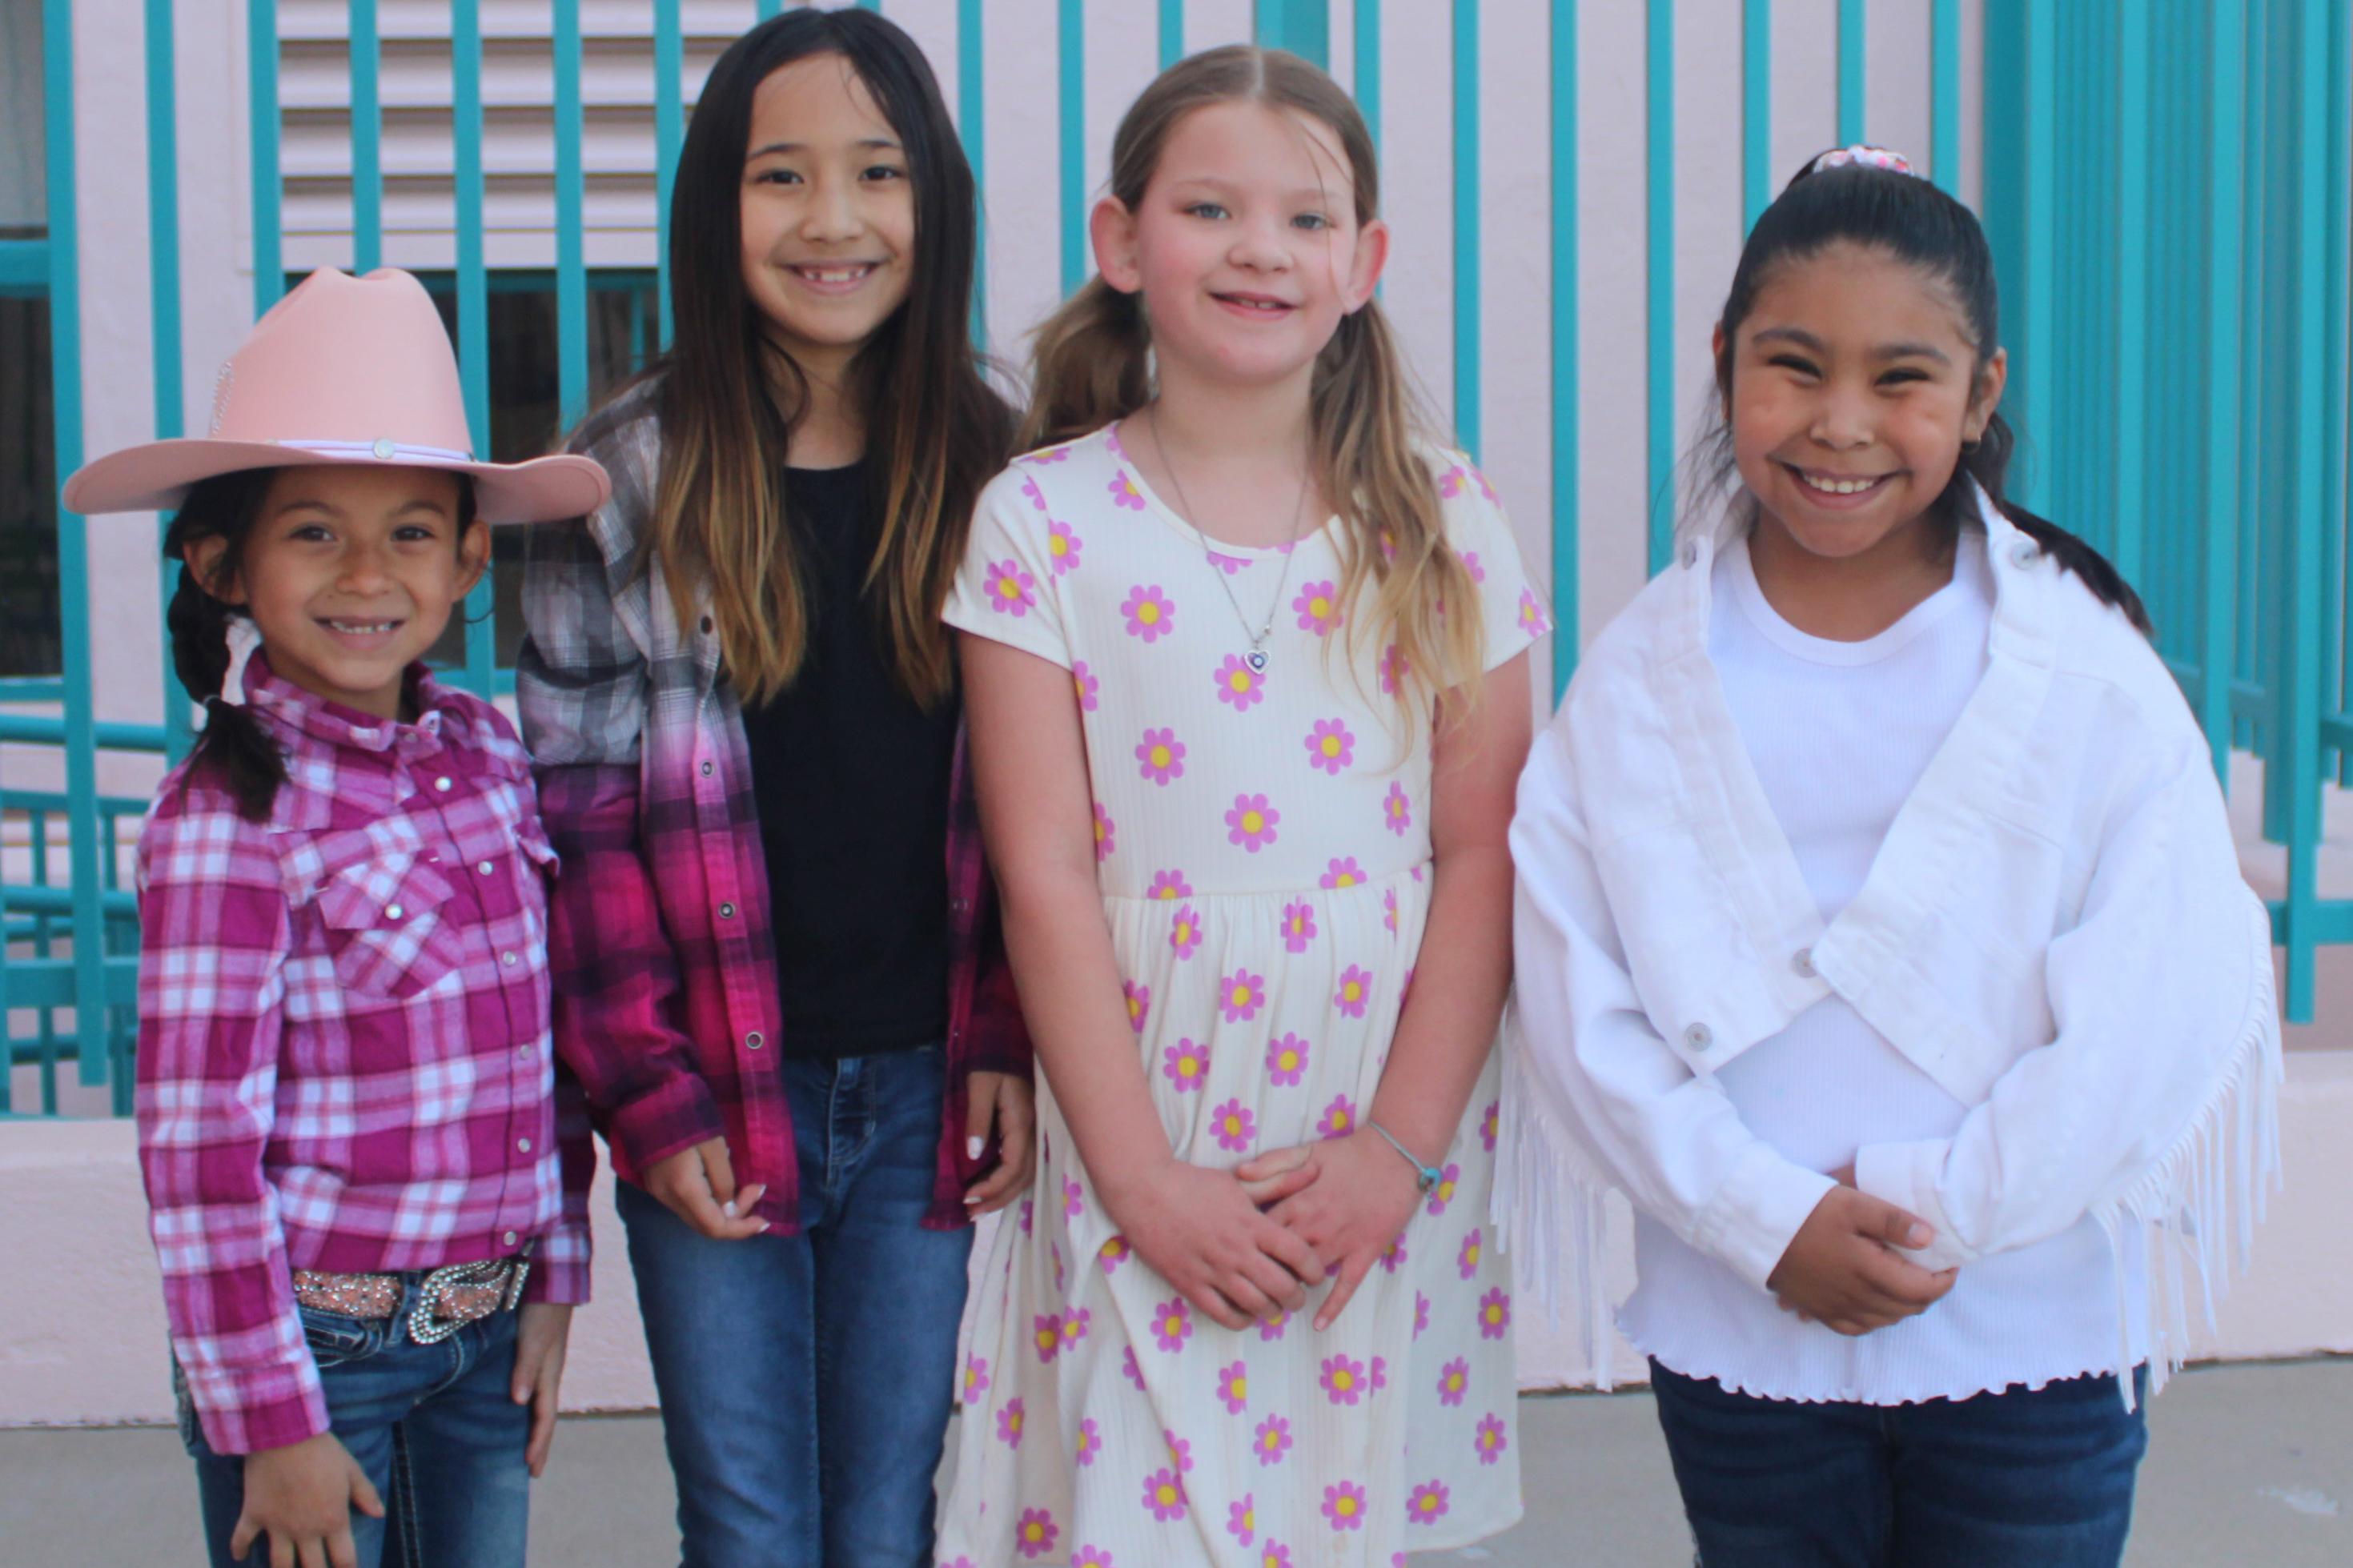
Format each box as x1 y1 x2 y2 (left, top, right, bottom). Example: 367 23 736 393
135 656 593 1456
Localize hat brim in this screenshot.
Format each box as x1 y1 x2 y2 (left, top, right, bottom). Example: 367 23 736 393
62 439 611 525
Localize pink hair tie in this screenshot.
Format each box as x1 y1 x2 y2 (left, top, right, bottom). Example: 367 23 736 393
1809 145 1921 178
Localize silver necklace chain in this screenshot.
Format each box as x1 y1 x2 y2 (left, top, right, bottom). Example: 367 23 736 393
1146 407 1308 674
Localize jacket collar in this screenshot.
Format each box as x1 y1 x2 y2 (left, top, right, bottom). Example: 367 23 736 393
240 649 467 764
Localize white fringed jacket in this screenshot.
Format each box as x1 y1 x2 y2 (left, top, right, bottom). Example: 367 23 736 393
1504 494 2281 1397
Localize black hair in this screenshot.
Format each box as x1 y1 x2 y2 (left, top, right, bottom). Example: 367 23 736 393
163 467 480 822
1696 154 2150 634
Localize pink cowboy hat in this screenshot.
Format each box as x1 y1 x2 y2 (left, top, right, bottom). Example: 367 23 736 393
63 267 609 523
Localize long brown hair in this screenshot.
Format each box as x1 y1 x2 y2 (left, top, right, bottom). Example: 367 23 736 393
1024 46 1483 724
628 7 1010 707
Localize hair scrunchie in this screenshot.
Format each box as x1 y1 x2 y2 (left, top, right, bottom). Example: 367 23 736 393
1807 144 1923 179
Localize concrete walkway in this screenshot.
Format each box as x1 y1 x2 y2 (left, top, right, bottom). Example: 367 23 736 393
4 1357 2346 1566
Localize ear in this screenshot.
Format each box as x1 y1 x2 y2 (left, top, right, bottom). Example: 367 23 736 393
1966 347 2008 442
1710 323 1733 419
1340 217 1390 314
184 535 243 605
454 517 492 600
1090 196 1144 295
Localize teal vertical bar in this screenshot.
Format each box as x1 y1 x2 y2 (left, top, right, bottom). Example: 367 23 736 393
349 0 382 271
757 0 781 18
2200 0 2242 778
1161 0 1184 66
248 0 283 313
1837 0 1865 146
1058 0 1085 293
1355 0 1381 153
2016 0 2055 514
1452 0 1479 457
1552 0 1579 696
2328 0 2351 760
655 0 682 349
961 0 986 345
1257 0 1329 65
1931 0 1961 193
2114 0 2148 585
1742 0 1769 231
553 0 588 429
43 0 108 1087
147 0 192 761
1645 0 1674 571
452 0 493 692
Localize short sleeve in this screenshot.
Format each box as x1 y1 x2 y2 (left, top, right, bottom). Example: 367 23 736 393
1433 451 1553 672
945 459 1076 671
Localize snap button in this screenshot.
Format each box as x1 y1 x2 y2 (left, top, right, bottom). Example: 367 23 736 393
1793 947 1816 978
503 1230 519 1246
1683 1023 1713 1052
502 951 519 966
1681 540 1701 569
517 1045 532 1060
517 1137 532 1153
2010 539 2038 568
950 897 970 915
385 904 404 921
479 860 495 875
435 776 452 792
718 901 736 919
700 760 714 776
371 437 397 459
745 1031 765 1050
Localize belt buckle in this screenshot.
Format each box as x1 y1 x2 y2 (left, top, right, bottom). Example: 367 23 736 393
408 1257 515 1345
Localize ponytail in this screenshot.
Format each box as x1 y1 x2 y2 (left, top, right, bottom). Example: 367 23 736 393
1020 276 1153 453
1954 411 2151 635
163 469 288 823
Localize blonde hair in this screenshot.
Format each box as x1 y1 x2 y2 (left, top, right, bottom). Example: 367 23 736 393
1023 45 1483 727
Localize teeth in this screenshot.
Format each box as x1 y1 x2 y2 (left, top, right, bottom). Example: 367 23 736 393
328 620 398 634
1799 471 1882 495
799 266 870 283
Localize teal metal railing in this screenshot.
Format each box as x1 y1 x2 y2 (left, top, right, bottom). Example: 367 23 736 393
10 1 2352 1124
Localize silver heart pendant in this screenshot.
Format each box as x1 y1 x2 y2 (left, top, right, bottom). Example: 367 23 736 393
1244 649 1269 674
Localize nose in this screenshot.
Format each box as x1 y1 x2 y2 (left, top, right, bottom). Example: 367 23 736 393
1809 379 1877 450
1227 210 1293 274
335 538 397 596
799 171 864 243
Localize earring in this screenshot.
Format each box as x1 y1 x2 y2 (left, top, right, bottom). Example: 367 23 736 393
1961 436 1982 455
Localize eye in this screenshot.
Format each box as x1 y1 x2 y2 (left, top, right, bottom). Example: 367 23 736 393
393 523 443 543
1184 202 1230 222
1291 212 1331 231
1766 354 1821 379
1878 367 1929 387
287 523 334 543
753 166 804 186
861 162 907 182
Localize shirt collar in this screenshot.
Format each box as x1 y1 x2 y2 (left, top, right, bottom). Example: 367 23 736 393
240 650 466 761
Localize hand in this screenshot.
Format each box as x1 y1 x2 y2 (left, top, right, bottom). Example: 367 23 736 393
962 1071 1036 1217
1242 1133 1423 1331
231 1431 384 1568
642 1136 769 1241
1103 1158 1327 1331
1767 1185 1957 1336
511 1302 573 1478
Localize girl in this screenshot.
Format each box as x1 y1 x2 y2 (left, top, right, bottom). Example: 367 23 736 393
1508 147 2282 1568
67 265 611 1568
938 46 1548 1568
515 11 1031 1566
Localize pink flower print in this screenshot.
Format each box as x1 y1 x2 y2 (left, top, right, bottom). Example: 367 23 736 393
1099 1234 1131 1275
1383 887 1399 934
1147 868 1191 901
1321 1481 1368 1532
1218 969 1267 1024
1437 463 1472 499
1031 440 1074 463
962 1355 990 1406
1292 581 1343 636
1060 1307 1091 1350
1460 547 1488 583
1519 586 1552 638
1214 654 1267 712
1407 1481 1451 1526
1479 1285 1512 1339
1141 1468 1187 1522
1262 1547 1293 1568
1438 1357 1470 1406
983 559 1035 617
1211 1098 1257 1153
1134 727 1187 787
1381 780 1412 839
1075 1415 1102 1466
1122 1344 1147 1390
1224 792 1279 852
1319 1353 1368 1406
1051 1241 1066 1294
1265 1030 1307 1084
1072 660 1100 712
1258 1309 1291 1342
1378 527 1398 563
1378 643 1407 695
1304 718 1355 775
1414 1291 1431 1338
1164 1428 1195 1474
1109 469 1148 511
1101 427 1124 458
1216 1360 1249 1414
1280 900 1317 954
1481 1098 1500 1153
1400 965 1416 1005
1019 474 1050 511
1151 1297 1194 1353
1162 1037 1211 1093
1426 1162 1462 1217
1046 519 1084 575
1032 1313 1063 1363
1335 965 1373 1017
1015 1506 1058 1559
944 1558 976 1568
1253 1413 1293 1466
1377 1233 1407 1273
1319 857 1364 892
1121 584 1176 642
1092 802 1116 862
1122 981 1150 1035
1370 1356 1389 1393
1018 1197 1034 1233
1169 904 1203 960
1063 1173 1086 1217
1074 1549 1114 1568
1317 1095 1356 1139
1457 1227 1484 1280
1227 1496 1257 1546
996 1398 1026 1447
1207 550 1251 575
1476 1412 1509 1465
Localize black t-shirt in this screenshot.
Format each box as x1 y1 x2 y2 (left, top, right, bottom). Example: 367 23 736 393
738 463 958 1057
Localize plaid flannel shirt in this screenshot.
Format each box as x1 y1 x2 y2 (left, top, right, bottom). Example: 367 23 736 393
135 656 593 1457
516 384 1030 1232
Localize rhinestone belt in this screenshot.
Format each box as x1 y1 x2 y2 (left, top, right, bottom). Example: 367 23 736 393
292 1253 531 1345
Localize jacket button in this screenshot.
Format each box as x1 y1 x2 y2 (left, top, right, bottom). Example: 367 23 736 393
950 897 970 916
700 760 714 776
1681 540 1701 569
745 1032 765 1050
2010 539 2038 568
1792 948 1817 978
718 901 736 919
1682 1023 1713 1052
386 904 404 920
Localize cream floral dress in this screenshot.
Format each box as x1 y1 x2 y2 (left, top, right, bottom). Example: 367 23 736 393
937 426 1548 1568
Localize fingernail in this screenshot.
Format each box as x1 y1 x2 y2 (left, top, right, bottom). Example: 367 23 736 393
1908 1223 1929 1246
966 1136 986 1161
722 1201 738 1218
754 1219 771 1233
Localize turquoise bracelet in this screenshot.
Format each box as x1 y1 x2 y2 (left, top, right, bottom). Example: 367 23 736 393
1367 1118 1443 1194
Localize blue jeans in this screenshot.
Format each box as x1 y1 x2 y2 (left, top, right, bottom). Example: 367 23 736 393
620 1044 974 1568
180 1289 528 1568
1649 1360 2147 1568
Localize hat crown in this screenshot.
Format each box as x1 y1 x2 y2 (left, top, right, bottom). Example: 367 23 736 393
208 269 476 459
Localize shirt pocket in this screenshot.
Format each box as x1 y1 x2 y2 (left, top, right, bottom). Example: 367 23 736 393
315 852 468 1001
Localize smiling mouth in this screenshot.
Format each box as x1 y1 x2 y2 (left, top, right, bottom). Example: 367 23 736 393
789 263 880 285
1212 291 1295 314
320 618 405 636
1785 464 1895 498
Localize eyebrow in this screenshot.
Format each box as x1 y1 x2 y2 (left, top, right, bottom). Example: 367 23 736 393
1162 174 1337 204
747 138 902 158
1750 326 1953 365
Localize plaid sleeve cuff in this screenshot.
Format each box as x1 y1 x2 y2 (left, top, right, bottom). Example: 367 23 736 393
602 1066 726 1176
523 1218 594 1305
182 1337 332 1457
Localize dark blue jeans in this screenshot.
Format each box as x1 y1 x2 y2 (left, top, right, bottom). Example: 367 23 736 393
620 1044 974 1568
180 1290 528 1568
1650 1360 2147 1568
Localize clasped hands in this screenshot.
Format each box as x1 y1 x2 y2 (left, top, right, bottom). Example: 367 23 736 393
1766 1164 1958 1337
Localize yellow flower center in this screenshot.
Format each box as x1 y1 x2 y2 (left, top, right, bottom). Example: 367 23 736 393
1179 1058 1199 1079
1229 669 1251 692
1240 810 1264 834
1343 981 1362 1002
1447 1373 1463 1391
1223 1115 1242 1135
1154 885 1175 900
1485 1305 1503 1323
1050 534 1068 556
1094 819 1106 842
1331 1110 1351 1130
1231 985 1251 1006
1278 1049 1299 1071
1156 1483 1179 1506
1332 1369 1354 1390
1320 736 1343 757
1138 602 1160 624
1243 1507 1255 1530
996 576 1019 599
1150 744 1171 768
1164 1315 1183 1337
1073 676 1087 701
1310 595 1331 619
1417 1495 1438 1514
1176 920 1193 943
1337 1495 1359 1517
1466 1242 1481 1265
